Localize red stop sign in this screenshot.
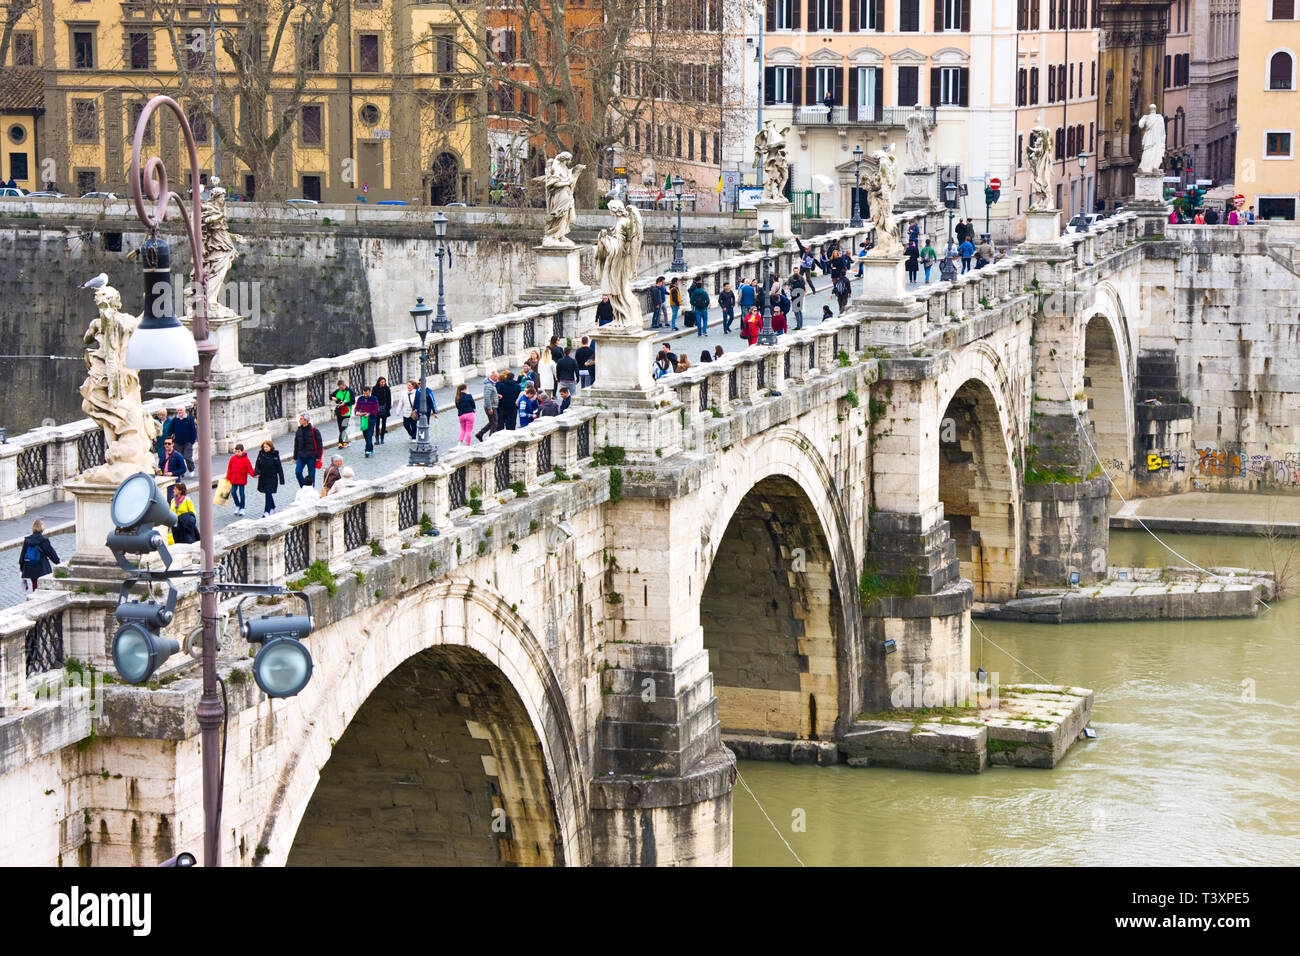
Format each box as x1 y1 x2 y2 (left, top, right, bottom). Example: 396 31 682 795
989 177 1001 190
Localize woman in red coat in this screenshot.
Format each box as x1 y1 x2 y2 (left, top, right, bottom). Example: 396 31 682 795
225 443 256 516
742 307 761 346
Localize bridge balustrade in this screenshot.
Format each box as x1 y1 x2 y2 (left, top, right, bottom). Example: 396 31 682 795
0 592 73 711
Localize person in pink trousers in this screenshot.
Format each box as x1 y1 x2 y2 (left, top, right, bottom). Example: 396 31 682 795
454 383 476 445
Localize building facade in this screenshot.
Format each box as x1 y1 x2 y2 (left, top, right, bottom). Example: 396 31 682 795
1237 0 1299 218
761 0 1102 241
0 0 487 204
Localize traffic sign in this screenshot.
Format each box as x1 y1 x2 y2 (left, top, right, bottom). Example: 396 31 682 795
1234 194 1246 209
989 177 1001 190
362 183 369 193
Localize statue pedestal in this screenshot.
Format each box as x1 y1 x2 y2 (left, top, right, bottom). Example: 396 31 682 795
1025 209 1062 244
854 257 926 349
514 245 595 312
754 199 794 242
898 168 936 208
62 474 174 565
589 327 657 391
149 307 252 398
1132 173 1166 204
859 256 909 301
580 328 683 462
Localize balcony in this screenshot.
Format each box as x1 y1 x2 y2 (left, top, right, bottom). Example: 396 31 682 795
793 105 937 127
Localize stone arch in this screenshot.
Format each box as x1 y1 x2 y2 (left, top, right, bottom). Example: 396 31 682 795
1080 281 1135 481
695 430 861 740
937 355 1020 602
257 582 588 867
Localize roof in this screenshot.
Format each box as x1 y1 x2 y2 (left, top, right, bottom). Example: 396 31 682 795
0 69 45 112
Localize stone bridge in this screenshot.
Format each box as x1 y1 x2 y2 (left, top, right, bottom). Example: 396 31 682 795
2 206 1297 867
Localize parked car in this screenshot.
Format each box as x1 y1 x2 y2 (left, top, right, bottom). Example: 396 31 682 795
444 202 467 207
26 190 67 198
81 191 117 200
0 187 27 198
285 197 319 205
1064 214 1099 234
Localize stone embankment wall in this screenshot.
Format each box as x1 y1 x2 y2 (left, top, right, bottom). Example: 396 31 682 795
1137 225 1300 495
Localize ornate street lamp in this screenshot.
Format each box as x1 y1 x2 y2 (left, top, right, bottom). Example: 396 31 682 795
850 144 864 228
943 179 959 246
755 219 778 346
431 211 451 332
1077 151 1090 231
122 95 219 865
408 296 438 467
671 174 687 273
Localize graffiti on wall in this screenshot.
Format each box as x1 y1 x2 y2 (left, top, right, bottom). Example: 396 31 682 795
1196 447 1246 478
1192 448 1300 485
1146 451 1187 473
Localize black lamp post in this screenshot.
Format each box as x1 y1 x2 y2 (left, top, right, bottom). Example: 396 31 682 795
850 144 864 228
1077 151 1090 231
755 219 778 346
943 180 959 245
409 296 438 467
671 174 687 273
431 211 451 332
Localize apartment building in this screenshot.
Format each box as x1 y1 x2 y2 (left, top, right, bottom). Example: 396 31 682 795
1237 0 1300 218
0 0 487 204
761 0 1102 240
1161 0 1239 190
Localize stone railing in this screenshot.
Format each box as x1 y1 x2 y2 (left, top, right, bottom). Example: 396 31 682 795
0 590 73 714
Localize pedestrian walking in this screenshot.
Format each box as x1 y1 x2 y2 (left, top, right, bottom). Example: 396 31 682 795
575 337 595 391
976 237 994 269
19 520 60 594
772 305 788 335
597 293 615 326
908 220 920 245
921 238 937 283
959 237 975 273
293 413 323 487
254 440 284 515
170 406 197 474
856 242 868 278
373 376 393 445
497 371 521 430
789 272 806 330
157 436 187 503
689 278 711 336
718 282 736 333
741 307 761 346
739 276 757 312
517 385 539 427
355 386 381 456
454 383 476 445
547 335 564 363
538 347 558 396
668 277 682 330
225 443 255 515
833 273 851 314
331 379 354 448
905 241 920 284
168 483 199 545
476 372 500 441
797 240 818 293
649 278 667 328
555 347 579 396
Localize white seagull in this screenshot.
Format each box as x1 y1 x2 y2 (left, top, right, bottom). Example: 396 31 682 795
82 273 108 290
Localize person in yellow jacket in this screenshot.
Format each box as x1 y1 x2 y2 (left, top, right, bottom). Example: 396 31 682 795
167 482 199 545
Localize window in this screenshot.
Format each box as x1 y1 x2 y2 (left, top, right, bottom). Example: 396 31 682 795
1258 196 1297 220
856 0 880 30
301 104 323 145
934 66 967 106
900 0 920 31
1017 133 1024 168
301 174 321 202
940 0 968 31
72 100 97 142
814 0 840 31
359 34 379 72
1272 1 1295 20
187 105 207 141
72 30 94 69
1270 51 1295 90
773 0 795 30
1089 121 1094 152
898 66 919 108
687 129 694 161
1055 126 1065 160
1048 64 1055 102
1265 131 1292 158
76 170 96 196
128 101 154 144
301 26 321 71
435 33 455 72
1029 66 1039 104
10 153 28 181
12 32 34 66
767 66 794 104
1018 0 1029 30
185 40 204 70
815 66 837 104
1091 61 1096 96
1069 62 1074 98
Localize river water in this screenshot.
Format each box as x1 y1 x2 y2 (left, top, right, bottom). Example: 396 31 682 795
733 531 1300 866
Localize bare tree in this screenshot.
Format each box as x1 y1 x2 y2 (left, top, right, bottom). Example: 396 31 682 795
0 0 36 69
442 0 732 208
138 0 344 199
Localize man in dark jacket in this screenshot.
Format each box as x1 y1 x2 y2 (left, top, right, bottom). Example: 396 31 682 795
19 519 60 593
537 391 560 418
596 294 615 326
649 277 666 328
354 386 381 457
293 414 323 487
496 372 522 430
574 337 595 390
157 437 187 503
476 371 500 441
170 406 197 474
555 347 579 396
718 282 736 333
689 279 711 336
558 386 572 412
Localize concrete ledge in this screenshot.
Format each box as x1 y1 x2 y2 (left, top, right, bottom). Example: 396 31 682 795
840 720 986 773
723 734 839 766
589 745 735 810
1110 514 1300 537
0 690 93 775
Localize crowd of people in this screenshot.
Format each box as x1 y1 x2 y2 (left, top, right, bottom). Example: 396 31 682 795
1170 204 1254 225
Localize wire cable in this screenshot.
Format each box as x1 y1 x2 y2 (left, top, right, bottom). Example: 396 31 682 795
971 617 1054 685
735 768 805 867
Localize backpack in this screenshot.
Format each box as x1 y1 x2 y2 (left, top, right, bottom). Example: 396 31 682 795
21 541 41 566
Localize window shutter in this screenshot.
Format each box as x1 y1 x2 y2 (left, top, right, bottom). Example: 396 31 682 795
1032 1 1039 29
962 0 971 31
930 67 941 107
767 0 776 26
806 66 816 104
875 0 885 30
765 66 775 105
793 0 802 28
834 0 843 31
1048 65 1054 102
1049 1 1055 29
850 0 859 31
808 0 817 31
792 66 803 105
1017 68 1025 106
1030 66 1039 104
958 67 968 107
849 67 859 120
935 0 944 31
874 66 884 120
